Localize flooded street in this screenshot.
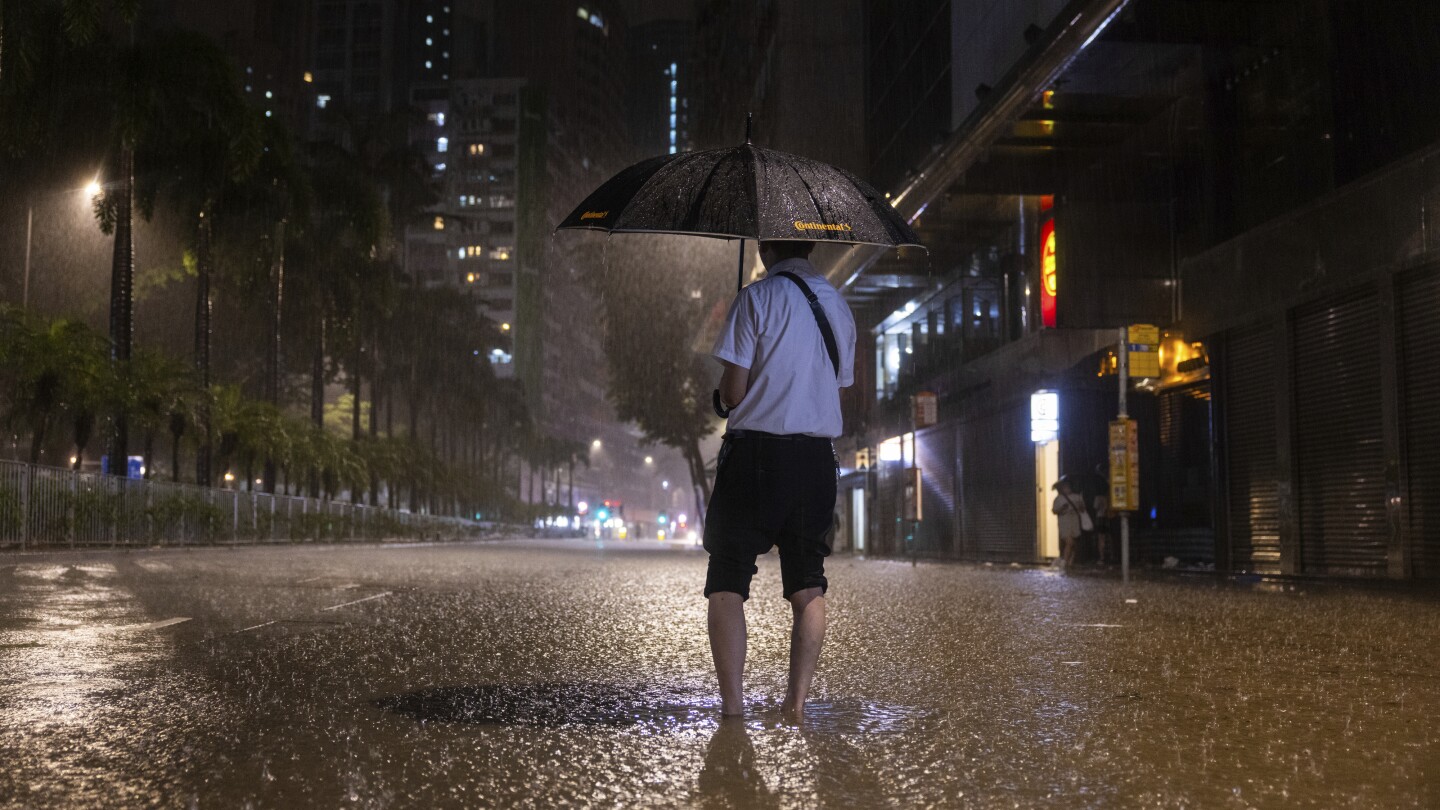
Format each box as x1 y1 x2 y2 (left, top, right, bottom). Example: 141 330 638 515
1 539 1436 808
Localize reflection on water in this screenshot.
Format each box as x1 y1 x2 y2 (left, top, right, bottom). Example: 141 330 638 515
698 719 776 808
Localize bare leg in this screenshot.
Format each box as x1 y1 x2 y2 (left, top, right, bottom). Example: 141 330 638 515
1061 536 1075 568
708 592 747 716
781 587 826 717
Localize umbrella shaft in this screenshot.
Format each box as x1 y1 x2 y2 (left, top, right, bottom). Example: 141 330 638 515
736 238 745 292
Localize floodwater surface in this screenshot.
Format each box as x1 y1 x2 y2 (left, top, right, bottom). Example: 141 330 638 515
1 539 1436 808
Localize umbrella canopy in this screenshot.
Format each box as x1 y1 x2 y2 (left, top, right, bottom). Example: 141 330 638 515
556 143 923 248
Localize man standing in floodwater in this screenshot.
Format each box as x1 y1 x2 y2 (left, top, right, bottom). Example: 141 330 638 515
704 239 856 718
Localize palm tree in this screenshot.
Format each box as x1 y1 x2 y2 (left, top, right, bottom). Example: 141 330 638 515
92 27 261 480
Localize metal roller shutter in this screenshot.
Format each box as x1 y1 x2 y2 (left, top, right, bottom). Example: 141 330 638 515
959 403 1033 561
1223 325 1282 573
1292 289 1387 576
1398 266 1440 578
915 424 957 556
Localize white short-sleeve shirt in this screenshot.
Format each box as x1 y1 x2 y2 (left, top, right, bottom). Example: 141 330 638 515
711 257 856 438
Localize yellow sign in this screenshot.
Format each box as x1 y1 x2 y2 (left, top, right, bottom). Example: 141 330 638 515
855 448 871 469
792 221 853 233
1130 351 1161 378
580 210 609 220
1108 419 1139 511
1127 324 1160 345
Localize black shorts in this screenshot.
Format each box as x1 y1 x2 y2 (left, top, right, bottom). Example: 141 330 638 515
702 432 837 601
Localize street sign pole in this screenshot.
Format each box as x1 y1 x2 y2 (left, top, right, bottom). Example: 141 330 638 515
1118 327 1130 584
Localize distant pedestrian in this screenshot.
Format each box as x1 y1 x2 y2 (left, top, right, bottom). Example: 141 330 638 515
1052 476 1092 569
704 239 856 719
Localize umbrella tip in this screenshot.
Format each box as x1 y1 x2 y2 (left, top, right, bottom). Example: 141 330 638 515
745 112 753 145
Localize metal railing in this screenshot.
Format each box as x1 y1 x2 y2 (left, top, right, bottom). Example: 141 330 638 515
0 459 476 550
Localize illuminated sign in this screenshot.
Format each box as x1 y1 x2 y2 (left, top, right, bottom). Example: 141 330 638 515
1030 390 1059 443
580 210 608 220
1040 218 1057 328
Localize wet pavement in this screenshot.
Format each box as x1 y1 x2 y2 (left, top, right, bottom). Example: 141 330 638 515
1 538 1436 808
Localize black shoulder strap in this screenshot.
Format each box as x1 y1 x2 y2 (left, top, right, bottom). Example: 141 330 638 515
775 271 840 379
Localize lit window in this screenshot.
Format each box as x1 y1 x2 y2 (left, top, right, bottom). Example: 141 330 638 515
426 37 433 46
426 14 434 23
590 13 603 27
435 162 446 171
488 246 512 261
465 272 476 283
458 195 467 206
425 60 433 69
670 114 676 128
437 137 448 153
433 216 445 230
264 90 273 99
577 7 589 20
317 95 331 109
457 248 466 259
265 110 272 118
245 85 252 92
670 98 676 112
469 143 485 155
670 62 677 75
670 81 676 93
303 71 313 83
500 323 511 332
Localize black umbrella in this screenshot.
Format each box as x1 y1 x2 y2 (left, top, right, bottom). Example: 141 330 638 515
557 117 923 290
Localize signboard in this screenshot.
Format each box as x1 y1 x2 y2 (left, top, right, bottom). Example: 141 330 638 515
903 467 923 521
1108 419 1140 511
1127 323 1161 378
1040 218 1057 328
1127 324 1160 345
855 448 872 470
913 391 938 429
1030 390 1059 443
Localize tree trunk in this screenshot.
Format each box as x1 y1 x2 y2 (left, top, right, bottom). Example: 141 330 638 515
193 204 213 487
264 218 284 494
29 415 49 465
170 423 183 483
309 316 326 497
109 143 136 474
684 438 710 532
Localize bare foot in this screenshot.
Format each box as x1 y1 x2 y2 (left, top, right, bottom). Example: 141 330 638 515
779 701 805 723
720 701 745 717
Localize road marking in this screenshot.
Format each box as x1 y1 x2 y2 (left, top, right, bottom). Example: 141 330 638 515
120 617 192 631
1065 623 1124 628
238 621 277 633
295 576 324 584
321 591 392 611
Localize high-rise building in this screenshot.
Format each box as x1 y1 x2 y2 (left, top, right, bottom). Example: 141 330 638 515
160 0 317 133
627 19 694 159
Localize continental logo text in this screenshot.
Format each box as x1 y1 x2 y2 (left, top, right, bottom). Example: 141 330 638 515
580 210 609 221
793 221 852 233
